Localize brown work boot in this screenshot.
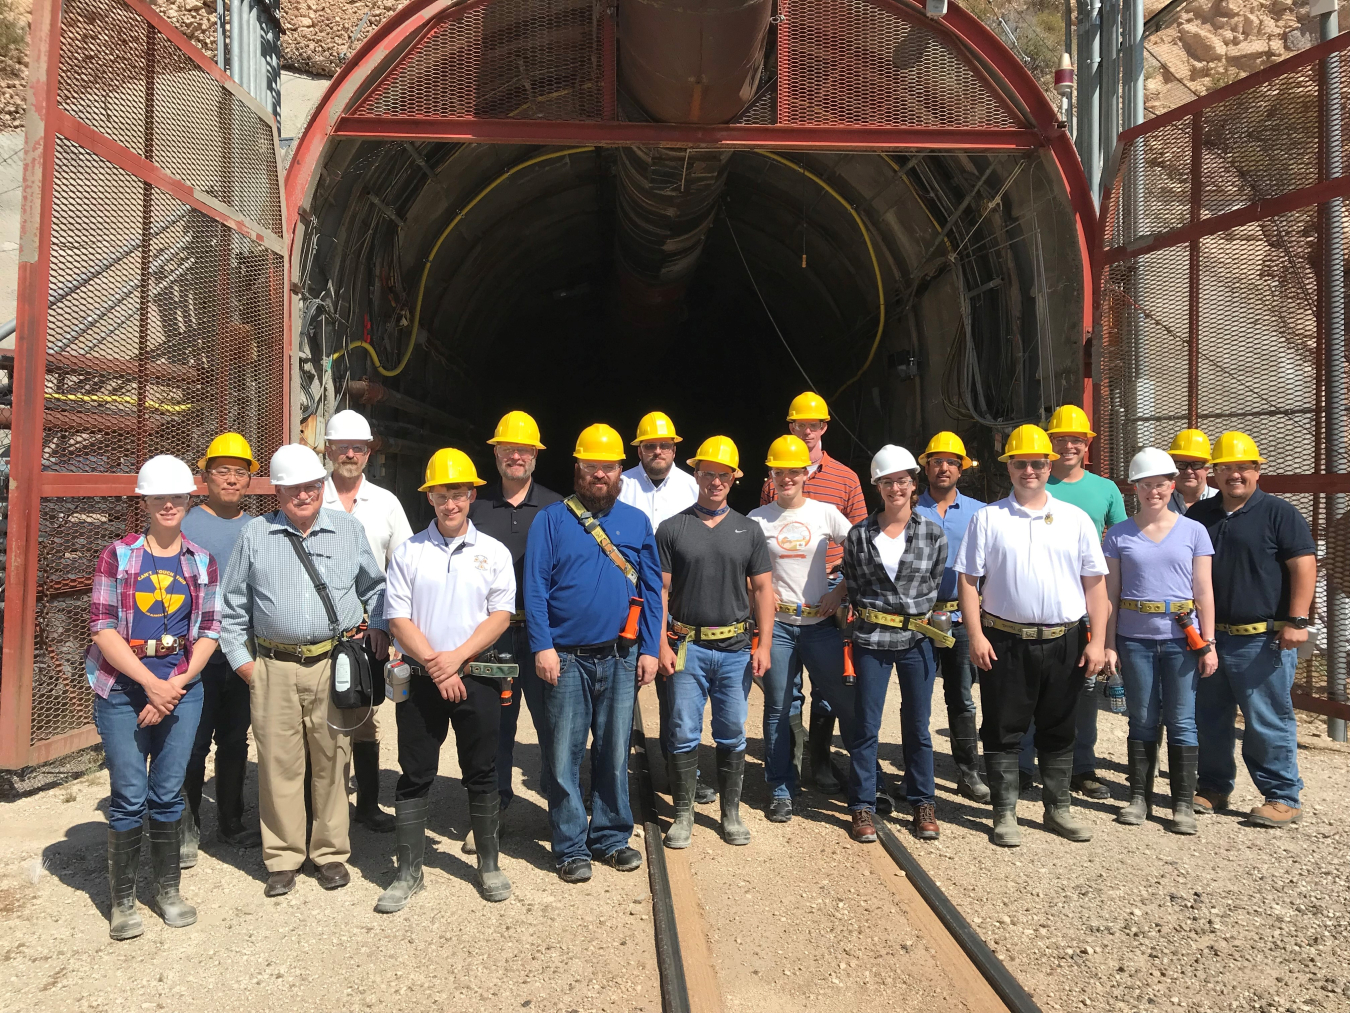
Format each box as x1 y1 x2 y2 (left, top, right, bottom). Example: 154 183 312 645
911 802 940 840
1247 800 1302 829
1194 789 1229 816
850 809 877 844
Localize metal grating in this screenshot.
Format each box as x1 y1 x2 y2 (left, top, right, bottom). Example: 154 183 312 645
352 0 606 120
780 0 1019 129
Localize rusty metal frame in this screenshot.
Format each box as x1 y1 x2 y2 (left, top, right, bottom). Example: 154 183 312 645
0 0 289 769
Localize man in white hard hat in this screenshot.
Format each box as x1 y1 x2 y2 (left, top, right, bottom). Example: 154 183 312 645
322 408 413 833
220 444 388 898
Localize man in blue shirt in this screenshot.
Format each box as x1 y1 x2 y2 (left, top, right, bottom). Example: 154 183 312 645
524 424 662 883
916 432 988 804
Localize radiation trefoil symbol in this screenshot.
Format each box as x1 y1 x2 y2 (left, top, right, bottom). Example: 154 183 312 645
136 572 186 616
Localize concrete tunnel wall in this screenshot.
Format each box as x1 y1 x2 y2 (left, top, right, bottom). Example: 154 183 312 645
295 137 1085 519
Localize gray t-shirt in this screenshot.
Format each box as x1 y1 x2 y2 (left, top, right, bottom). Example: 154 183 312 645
1103 516 1214 640
657 508 771 652
182 505 251 575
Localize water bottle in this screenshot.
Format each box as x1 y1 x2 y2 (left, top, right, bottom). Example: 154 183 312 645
1104 669 1126 714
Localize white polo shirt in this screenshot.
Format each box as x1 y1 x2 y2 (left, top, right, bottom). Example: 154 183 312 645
323 474 414 573
384 521 516 654
954 492 1108 625
618 464 699 530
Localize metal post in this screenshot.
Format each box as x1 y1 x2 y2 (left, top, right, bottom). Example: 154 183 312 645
1320 0 1348 741
1076 0 1101 199
1122 0 1147 447
1100 0 1120 190
216 0 226 69
1062 0 1074 131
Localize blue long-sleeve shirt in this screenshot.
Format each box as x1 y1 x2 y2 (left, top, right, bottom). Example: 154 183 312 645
524 499 663 658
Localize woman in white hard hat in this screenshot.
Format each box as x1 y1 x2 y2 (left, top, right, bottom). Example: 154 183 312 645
1101 447 1217 835
839 446 948 843
86 455 221 940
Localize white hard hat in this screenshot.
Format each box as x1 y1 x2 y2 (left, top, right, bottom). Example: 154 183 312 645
325 409 372 442
135 455 197 496
269 444 328 487
870 444 919 482
1129 447 1179 482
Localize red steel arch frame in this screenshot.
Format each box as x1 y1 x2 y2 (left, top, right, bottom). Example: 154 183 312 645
284 0 1098 402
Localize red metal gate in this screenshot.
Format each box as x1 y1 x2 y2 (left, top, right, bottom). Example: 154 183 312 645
1097 35 1350 721
0 0 289 769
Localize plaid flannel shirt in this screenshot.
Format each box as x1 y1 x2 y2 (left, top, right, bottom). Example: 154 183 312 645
841 511 947 650
85 532 221 699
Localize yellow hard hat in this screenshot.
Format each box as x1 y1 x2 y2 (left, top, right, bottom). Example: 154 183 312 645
573 423 627 462
765 435 811 469
1046 404 1096 438
197 432 259 472
688 435 743 477
487 410 545 449
1209 430 1267 465
632 411 682 445
419 447 486 491
786 391 830 422
1167 428 1212 462
998 424 1060 462
917 431 975 470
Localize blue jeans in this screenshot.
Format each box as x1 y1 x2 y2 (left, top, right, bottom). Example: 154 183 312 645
790 575 842 722
937 622 975 717
667 642 753 754
1196 631 1302 806
1020 678 1099 775
496 624 549 805
760 620 846 798
94 680 204 831
833 640 936 811
541 646 638 864
1116 636 1199 745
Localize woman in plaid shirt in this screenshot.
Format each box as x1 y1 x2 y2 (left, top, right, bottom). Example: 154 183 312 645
86 456 221 941
839 446 947 844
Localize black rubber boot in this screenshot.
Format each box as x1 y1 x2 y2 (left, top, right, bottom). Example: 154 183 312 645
352 740 395 832
807 713 841 793
214 750 263 848
1116 739 1156 826
179 802 200 870
375 797 428 913
664 751 698 849
984 751 1022 847
1039 749 1092 842
950 712 990 803
695 771 717 805
148 819 197 927
107 826 144 941
789 710 806 783
1168 744 1199 836
716 748 751 846
470 791 512 902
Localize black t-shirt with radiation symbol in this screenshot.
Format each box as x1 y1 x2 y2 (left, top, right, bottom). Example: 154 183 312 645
126 549 191 683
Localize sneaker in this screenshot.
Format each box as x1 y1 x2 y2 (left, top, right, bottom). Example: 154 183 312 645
558 858 593 883
911 802 939 841
850 810 878 844
766 798 793 823
595 847 643 872
1194 790 1229 816
1070 772 1111 799
1247 800 1302 829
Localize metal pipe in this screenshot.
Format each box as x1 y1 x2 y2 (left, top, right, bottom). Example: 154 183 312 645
228 0 242 83
1321 3 1348 742
1076 0 1101 199
344 378 475 432
216 0 226 68
1123 0 1147 447
1099 0 1120 188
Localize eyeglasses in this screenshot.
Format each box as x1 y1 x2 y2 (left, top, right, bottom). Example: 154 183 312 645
496 445 537 459
145 494 191 507
429 489 473 505
281 481 325 498
1051 436 1089 448
696 470 735 485
331 443 370 456
207 467 251 480
927 457 962 469
1009 460 1050 471
771 468 808 479
1215 462 1260 475
578 461 621 475
1175 461 1208 472
789 421 826 434
640 442 676 453
876 477 914 490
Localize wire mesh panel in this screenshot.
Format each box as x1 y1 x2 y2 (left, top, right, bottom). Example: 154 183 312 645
0 0 288 768
1097 36 1350 722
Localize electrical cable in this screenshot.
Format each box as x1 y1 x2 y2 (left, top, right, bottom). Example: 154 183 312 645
331 146 596 376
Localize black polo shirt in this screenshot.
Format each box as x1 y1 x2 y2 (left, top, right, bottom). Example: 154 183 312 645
469 479 562 608
1186 486 1315 625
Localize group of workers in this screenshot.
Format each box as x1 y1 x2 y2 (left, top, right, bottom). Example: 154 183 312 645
85 392 1316 940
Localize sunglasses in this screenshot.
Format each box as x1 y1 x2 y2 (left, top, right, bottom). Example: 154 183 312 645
1009 460 1050 471
640 442 677 453
331 443 370 456
1175 461 1207 472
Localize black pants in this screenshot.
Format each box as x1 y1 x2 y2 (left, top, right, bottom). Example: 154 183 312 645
186 658 251 785
394 669 500 801
977 622 1087 754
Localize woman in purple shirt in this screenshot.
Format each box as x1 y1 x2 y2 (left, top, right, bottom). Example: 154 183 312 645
1102 448 1217 836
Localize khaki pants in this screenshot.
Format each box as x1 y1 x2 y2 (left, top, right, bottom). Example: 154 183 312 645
251 655 352 872
351 707 379 743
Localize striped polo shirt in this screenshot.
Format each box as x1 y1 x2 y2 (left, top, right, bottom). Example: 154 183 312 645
759 449 868 570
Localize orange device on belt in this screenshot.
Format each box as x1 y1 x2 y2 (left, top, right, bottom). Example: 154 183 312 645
1175 611 1208 652
842 640 857 687
619 597 643 641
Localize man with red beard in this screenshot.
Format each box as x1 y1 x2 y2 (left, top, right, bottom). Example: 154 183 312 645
523 424 663 883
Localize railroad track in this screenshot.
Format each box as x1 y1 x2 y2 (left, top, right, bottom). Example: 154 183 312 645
630 684 1042 1013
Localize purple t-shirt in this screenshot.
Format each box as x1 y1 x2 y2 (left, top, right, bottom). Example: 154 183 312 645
1103 516 1214 640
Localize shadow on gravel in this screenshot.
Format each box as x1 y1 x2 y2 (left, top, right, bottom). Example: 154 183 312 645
40 820 108 917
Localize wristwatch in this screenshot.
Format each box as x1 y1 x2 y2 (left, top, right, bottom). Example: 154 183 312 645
1288 616 1310 629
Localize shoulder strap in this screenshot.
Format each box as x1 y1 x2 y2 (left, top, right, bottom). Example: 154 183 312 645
282 529 341 635
563 495 638 586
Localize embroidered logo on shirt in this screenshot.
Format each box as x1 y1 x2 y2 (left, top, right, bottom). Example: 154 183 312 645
1044 513 1055 525
472 554 489 571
